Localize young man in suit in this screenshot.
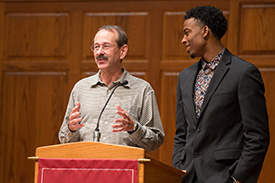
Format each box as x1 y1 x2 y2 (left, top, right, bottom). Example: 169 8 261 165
172 6 269 183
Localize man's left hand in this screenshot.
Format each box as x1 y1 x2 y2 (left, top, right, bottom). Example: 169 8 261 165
112 105 135 132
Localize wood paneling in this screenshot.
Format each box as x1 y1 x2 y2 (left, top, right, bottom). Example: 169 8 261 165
163 12 187 60
239 4 275 55
6 13 68 58
159 72 179 164
0 0 275 183
1 72 68 183
258 68 275 183
0 3 5 183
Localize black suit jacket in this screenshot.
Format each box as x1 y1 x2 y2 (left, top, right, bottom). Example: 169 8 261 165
172 49 269 183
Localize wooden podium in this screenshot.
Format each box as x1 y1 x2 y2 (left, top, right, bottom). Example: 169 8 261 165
31 141 186 183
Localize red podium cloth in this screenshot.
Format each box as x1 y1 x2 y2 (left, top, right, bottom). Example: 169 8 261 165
37 158 139 183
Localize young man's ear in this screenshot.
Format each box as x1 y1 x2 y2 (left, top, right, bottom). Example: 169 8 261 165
202 25 210 38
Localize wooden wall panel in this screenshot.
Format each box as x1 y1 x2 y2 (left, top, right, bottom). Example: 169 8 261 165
240 4 275 55
1 72 68 183
159 72 179 164
6 13 68 58
258 68 275 183
0 4 72 183
163 12 187 60
3 11 70 73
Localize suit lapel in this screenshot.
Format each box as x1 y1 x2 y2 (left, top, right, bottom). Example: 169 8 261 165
198 49 232 122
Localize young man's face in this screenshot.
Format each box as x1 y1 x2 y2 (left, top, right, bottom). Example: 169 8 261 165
181 18 207 58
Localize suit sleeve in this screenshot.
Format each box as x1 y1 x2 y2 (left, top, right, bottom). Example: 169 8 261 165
233 65 269 181
172 73 188 169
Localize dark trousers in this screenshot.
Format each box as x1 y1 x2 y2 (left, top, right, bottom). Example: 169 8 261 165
192 172 200 183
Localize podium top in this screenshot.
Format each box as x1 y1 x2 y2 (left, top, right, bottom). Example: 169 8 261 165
36 141 145 159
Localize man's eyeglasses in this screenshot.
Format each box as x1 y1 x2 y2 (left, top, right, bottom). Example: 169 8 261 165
90 44 117 52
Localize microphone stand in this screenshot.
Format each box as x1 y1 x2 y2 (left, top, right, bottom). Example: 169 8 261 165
93 80 128 142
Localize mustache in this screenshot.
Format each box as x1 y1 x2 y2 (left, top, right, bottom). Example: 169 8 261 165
96 54 108 60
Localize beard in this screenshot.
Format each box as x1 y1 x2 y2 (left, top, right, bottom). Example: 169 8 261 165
187 48 195 59
190 53 195 58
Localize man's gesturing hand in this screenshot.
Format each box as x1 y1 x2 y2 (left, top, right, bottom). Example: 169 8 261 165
112 105 135 132
68 102 84 131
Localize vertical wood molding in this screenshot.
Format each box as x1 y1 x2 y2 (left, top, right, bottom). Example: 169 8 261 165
0 3 4 92
0 5 4 183
159 72 179 164
147 9 162 103
144 8 163 159
68 10 83 89
228 0 240 54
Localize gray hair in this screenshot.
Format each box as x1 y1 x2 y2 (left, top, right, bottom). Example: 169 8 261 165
98 25 128 48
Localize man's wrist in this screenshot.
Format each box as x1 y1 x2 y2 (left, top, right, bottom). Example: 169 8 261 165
128 122 139 134
68 123 77 132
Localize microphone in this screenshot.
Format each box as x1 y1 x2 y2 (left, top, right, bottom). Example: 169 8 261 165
93 80 128 142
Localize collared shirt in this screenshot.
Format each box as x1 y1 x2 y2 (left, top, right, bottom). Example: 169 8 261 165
59 68 164 152
194 47 225 118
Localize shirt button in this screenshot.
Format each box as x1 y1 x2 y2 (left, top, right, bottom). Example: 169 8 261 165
196 128 201 134
194 153 199 158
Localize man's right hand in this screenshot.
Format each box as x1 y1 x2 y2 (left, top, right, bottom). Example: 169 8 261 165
68 102 84 131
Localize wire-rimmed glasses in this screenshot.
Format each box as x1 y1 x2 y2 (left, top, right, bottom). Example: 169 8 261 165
90 44 117 52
